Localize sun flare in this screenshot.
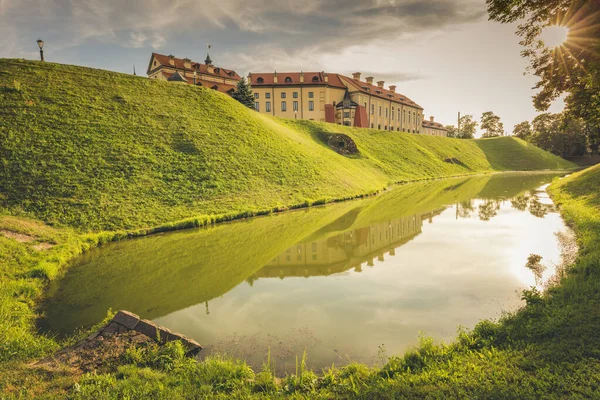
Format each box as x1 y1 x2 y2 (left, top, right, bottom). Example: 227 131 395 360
540 25 570 48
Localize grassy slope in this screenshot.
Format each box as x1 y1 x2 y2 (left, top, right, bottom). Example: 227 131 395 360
0 59 573 232
0 58 583 398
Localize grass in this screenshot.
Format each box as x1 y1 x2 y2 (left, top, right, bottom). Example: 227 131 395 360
0 58 587 398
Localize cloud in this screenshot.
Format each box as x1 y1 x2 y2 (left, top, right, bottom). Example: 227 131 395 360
127 32 147 48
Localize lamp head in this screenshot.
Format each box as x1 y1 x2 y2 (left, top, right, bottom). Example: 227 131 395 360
37 39 44 50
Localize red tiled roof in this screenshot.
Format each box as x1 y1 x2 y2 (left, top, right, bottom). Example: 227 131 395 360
149 53 241 81
249 72 346 89
339 76 424 110
422 120 447 130
161 72 237 94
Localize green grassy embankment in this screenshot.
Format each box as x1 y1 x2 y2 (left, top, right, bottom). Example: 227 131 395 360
0 58 583 398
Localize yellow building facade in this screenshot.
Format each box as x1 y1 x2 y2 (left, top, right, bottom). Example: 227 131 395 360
249 71 447 136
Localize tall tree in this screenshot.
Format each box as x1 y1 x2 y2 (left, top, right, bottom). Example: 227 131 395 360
513 121 533 140
232 78 255 109
487 0 600 110
457 114 478 139
480 111 505 138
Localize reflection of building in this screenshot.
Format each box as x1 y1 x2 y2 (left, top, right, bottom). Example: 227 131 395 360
147 52 241 94
254 210 442 280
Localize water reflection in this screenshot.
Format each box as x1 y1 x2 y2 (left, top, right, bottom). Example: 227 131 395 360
38 172 569 374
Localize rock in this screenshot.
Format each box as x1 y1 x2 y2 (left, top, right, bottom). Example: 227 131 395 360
112 310 140 330
134 319 160 340
318 132 359 155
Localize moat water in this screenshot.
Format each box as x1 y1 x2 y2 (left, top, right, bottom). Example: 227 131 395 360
39 172 571 374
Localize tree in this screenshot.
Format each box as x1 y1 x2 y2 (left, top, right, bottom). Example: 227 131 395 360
232 78 255 109
457 114 478 139
480 111 505 138
513 121 532 140
530 112 587 158
445 125 458 138
487 0 600 111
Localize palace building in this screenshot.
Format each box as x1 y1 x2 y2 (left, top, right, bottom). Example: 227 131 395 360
147 52 241 94
249 71 447 136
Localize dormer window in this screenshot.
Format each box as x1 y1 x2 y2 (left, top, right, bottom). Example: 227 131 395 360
285 77 292 83
257 77 264 84
312 76 319 82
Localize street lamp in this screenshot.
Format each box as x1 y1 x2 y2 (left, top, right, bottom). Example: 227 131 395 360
36 39 44 61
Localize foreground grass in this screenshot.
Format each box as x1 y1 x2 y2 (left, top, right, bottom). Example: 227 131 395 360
4 166 596 399
0 58 588 398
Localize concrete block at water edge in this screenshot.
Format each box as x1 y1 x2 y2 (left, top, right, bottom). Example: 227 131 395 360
112 310 140 330
135 319 160 340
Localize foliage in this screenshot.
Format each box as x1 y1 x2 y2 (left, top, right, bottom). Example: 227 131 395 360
458 114 478 139
513 120 533 139
481 111 505 138
530 112 588 157
487 0 600 111
231 77 255 109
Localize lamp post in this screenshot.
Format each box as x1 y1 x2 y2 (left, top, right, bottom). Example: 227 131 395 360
193 70 197 85
36 39 44 61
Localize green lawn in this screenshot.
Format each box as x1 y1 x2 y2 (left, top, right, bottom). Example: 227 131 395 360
0 58 587 398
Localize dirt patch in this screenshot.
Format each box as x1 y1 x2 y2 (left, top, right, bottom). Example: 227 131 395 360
32 242 55 251
0 229 36 243
31 330 153 375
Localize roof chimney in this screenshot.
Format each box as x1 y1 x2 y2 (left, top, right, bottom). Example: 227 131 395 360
365 76 374 85
377 80 385 88
352 72 361 80
430 116 434 122
273 71 278 84
300 71 304 83
183 57 191 69
168 54 175 66
389 85 396 93
323 72 329 83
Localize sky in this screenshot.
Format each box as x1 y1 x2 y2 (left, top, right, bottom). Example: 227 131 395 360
0 0 566 136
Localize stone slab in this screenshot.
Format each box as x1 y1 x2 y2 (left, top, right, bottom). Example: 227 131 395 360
112 310 140 330
134 319 159 341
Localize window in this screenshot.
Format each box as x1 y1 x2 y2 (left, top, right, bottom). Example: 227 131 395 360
266 102 271 112
257 77 264 84
266 92 271 99
285 77 292 83
308 101 314 111
379 106 382 116
371 104 375 114
364 102 367 108
344 111 350 118
409 113 411 124
312 76 319 82
254 102 260 111
293 101 299 111
378 125 381 129
254 93 259 99
308 92 314 98
281 92 286 99
404 110 406 122
312 243 317 252
392 107 395 120
333 101 336 106
385 108 388 118
293 92 298 98
371 124 374 128
344 121 351 126
281 101 287 111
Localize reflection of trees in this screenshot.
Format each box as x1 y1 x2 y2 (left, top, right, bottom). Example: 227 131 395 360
478 200 501 221
456 200 476 219
510 195 530 211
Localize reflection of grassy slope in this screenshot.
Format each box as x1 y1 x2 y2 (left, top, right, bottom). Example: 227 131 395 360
0 60 573 232
39 201 361 334
477 172 564 198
